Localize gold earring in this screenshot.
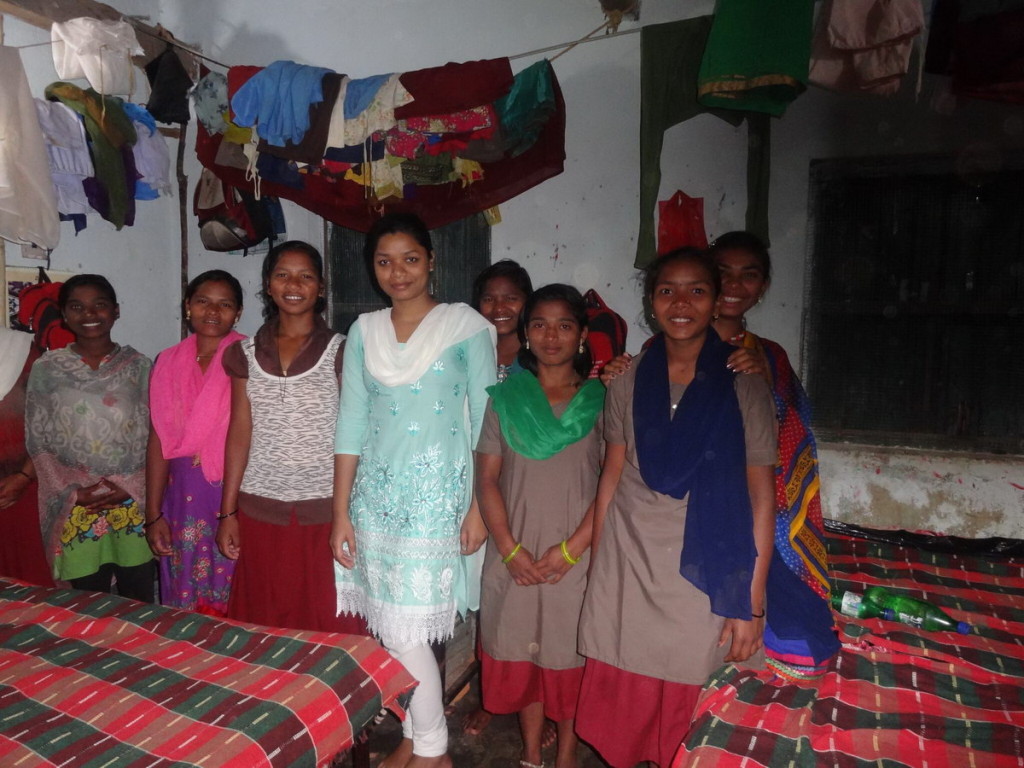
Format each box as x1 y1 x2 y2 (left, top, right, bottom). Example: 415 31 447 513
525 339 530 351
185 310 191 321
578 341 585 355
712 313 720 321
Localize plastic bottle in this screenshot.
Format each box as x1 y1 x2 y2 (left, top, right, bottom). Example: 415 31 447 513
831 590 886 619
832 587 970 634
864 586 971 634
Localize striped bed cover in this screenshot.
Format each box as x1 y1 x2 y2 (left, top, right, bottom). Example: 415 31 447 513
0 579 415 767
675 533 1024 767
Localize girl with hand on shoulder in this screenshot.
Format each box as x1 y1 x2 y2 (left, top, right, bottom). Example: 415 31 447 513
216 242 365 635
146 270 244 615
477 284 604 768
332 212 496 768
576 249 777 768
710 231 839 679
25 275 154 598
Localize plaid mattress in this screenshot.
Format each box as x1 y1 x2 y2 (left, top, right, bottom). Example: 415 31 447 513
675 533 1024 768
0 580 415 767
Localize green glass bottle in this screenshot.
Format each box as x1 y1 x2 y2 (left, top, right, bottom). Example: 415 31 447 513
863 586 971 635
831 589 886 619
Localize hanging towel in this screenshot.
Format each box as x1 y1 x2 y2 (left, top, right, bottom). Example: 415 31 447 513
0 48 60 250
697 0 815 116
810 0 924 96
51 18 142 96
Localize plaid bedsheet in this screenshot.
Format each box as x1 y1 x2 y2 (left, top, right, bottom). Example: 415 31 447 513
0 580 415 767
675 533 1024 768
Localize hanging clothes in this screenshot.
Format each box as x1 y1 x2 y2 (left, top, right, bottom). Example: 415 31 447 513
341 74 413 146
45 82 137 230
0 47 60 251
809 0 925 96
259 73 345 165
697 0 815 117
193 70 231 135
230 60 334 146
122 102 171 199
144 45 194 124
50 18 142 97
34 99 94 218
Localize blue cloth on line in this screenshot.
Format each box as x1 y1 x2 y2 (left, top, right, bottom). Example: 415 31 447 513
343 73 391 117
231 60 334 146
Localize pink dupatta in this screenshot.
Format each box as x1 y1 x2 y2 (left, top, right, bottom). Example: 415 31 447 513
150 331 244 483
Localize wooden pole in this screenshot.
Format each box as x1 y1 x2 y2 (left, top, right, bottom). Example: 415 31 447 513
176 122 189 341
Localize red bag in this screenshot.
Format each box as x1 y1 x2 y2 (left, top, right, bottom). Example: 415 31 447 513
193 168 274 254
17 269 75 352
583 289 628 378
657 190 708 254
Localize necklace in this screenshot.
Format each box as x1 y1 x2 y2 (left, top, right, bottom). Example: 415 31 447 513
196 353 214 362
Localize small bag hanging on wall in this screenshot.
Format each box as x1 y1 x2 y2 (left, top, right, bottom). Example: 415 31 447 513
657 190 708 254
583 288 628 378
194 168 279 254
17 268 75 352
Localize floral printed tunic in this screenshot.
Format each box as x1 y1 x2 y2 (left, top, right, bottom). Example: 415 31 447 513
335 322 495 647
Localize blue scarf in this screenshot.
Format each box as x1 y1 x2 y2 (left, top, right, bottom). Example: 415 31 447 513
633 331 756 619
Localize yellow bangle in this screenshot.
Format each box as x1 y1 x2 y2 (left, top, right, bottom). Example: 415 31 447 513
502 542 522 564
560 540 579 565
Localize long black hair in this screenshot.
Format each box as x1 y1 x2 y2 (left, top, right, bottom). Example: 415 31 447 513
260 240 326 319
517 283 592 380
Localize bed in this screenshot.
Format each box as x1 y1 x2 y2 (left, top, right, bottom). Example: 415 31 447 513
0 579 415 767
674 524 1024 767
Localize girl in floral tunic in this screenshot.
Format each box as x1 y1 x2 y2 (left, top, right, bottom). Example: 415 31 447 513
25 274 153 598
333 212 496 768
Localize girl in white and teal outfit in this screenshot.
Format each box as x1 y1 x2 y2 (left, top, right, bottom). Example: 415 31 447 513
333 212 495 768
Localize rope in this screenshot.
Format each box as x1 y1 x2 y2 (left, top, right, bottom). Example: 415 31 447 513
509 21 641 62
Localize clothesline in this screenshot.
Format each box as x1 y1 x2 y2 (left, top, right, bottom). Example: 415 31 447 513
13 18 642 71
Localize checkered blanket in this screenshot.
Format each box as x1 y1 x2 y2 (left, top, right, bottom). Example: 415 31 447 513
674 533 1024 767
0 580 415 767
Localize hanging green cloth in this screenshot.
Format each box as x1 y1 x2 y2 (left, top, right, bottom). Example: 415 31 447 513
637 17 771 269
697 0 814 117
497 60 556 159
487 372 605 461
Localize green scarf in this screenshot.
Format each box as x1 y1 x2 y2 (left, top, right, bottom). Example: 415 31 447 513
487 372 605 461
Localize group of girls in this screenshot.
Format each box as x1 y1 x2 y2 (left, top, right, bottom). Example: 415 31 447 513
0 213 836 768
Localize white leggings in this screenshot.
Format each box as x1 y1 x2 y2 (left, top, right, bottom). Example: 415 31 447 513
386 641 448 757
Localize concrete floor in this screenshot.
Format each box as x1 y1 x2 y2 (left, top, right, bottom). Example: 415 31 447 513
365 679 609 767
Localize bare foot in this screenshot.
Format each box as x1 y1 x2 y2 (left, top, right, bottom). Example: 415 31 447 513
405 754 452 768
462 707 492 735
541 720 557 750
379 738 413 768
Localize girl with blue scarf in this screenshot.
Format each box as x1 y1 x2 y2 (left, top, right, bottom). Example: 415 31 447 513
576 249 777 768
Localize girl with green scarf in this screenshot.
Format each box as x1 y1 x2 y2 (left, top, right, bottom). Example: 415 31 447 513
476 284 605 768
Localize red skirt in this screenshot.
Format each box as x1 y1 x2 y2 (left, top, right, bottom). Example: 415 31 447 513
480 649 584 723
0 479 53 587
575 658 701 768
227 511 367 636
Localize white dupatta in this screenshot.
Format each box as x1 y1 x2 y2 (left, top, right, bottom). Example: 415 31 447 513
358 302 496 387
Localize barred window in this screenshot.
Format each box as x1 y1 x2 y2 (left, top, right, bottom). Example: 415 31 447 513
803 155 1024 454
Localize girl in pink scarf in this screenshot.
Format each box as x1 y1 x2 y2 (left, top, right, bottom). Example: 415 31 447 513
146 270 244 615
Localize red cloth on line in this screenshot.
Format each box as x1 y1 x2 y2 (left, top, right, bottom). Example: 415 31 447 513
479 648 584 723
575 658 701 768
395 58 513 120
227 510 368 636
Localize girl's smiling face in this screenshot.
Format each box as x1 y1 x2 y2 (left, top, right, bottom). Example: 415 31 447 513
650 258 717 343
63 285 119 341
715 248 769 322
266 250 324 316
478 276 528 338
